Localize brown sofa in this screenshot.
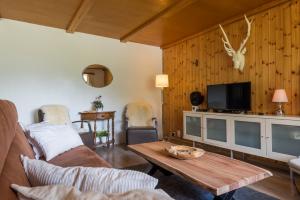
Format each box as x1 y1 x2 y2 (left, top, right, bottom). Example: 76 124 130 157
0 100 111 200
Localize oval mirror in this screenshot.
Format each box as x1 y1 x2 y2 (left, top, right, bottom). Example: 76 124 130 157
82 64 113 88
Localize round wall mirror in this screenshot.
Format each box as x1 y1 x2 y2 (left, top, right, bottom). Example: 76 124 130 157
82 64 113 88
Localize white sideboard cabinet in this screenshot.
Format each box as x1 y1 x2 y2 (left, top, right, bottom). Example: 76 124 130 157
183 111 300 162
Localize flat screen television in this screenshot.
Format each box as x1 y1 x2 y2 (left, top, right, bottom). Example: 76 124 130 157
207 82 251 112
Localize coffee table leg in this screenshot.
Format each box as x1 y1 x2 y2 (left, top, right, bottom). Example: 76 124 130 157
147 162 173 176
148 165 158 176
213 190 236 200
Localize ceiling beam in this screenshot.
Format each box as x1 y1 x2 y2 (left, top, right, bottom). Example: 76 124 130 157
120 0 199 42
66 0 95 33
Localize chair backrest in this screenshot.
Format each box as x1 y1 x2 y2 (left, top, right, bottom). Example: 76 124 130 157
39 105 71 125
0 100 35 200
126 101 154 127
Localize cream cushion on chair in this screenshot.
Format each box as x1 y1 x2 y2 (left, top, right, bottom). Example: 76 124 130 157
126 101 154 127
40 105 71 125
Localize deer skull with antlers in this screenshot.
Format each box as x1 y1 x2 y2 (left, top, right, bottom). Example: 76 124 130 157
219 15 253 72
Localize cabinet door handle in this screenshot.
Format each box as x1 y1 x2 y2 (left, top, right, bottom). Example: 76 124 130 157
266 136 270 139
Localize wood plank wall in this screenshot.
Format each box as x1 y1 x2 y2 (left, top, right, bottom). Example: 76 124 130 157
162 0 300 136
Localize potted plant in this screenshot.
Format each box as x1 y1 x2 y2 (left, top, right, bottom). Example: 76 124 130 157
96 130 109 144
92 95 103 111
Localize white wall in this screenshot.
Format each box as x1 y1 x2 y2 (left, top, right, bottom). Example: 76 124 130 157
0 19 162 143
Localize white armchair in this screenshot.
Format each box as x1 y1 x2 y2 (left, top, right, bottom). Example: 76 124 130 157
125 101 158 145
38 105 93 148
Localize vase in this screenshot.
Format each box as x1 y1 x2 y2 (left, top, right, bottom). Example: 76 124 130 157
100 136 108 143
96 107 103 112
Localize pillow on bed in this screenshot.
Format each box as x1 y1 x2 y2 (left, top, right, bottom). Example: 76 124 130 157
21 155 158 194
25 123 83 161
11 184 173 200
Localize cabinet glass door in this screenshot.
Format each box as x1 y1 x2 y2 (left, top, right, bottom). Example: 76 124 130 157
267 119 300 161
183 113 202 141
232 117 265 156
272 124 300 156
207 118 227 142
203 115 230 148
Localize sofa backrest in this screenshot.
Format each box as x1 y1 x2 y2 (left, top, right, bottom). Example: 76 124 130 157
0 100 34 200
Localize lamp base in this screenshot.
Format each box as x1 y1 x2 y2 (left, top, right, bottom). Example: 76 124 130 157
274 103 285 116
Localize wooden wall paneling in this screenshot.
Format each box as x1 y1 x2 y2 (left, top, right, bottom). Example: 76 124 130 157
162 0 300 136
262 11 270 114
248 16 257 112
269 8 277 114
255 12 264 113
282 3 292 114
275 5 284 91
171 45 177 134
199 35 208 109
162 49 170 135
291 0 300 115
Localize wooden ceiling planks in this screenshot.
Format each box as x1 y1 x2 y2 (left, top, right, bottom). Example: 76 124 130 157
131 0 277 46
0 0 278 46
76 0 174 40
66 0 95 33
0 0 82 29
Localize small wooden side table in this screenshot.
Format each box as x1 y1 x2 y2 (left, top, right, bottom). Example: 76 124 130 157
79 111 116 147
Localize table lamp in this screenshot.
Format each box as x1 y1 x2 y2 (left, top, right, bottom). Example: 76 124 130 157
272 89 288 115
156 74 169 105
155 74 169 89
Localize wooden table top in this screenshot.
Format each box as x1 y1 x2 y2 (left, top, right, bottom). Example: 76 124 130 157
128 141 272 196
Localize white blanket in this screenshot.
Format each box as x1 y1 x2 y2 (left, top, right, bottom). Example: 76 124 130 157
11 184 174 200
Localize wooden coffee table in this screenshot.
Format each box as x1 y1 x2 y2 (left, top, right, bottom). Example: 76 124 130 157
128 141 272 200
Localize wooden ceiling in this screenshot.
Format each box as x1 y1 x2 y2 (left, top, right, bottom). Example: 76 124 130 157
0 0 278 47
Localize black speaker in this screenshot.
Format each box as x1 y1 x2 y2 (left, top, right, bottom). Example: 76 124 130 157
190 91 204 106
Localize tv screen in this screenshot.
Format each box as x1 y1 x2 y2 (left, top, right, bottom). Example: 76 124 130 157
207 82 251 111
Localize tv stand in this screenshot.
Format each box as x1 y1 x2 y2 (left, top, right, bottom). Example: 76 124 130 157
212 109 247 114
183 111 300 163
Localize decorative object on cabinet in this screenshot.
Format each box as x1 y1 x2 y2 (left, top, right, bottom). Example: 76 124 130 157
272 89 288 116
219 15 253 72
289 157 300 195
125 101 158 145
82 64 113 88
79 111 115 147
165 145 205 160
92 95 104 111
38 105 94 149
190 91 204 112
183 111 300 162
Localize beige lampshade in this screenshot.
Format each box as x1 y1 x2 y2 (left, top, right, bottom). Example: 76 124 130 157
155 74 169 88
272 89 288 103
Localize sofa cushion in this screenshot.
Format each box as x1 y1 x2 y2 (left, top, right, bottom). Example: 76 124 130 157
0 100 35 200
49 145 111 168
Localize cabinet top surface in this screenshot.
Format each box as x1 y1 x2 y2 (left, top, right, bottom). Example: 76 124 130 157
183 111 300 121
79 111 116 114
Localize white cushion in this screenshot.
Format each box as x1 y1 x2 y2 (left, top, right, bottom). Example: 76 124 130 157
26 123 83 161
289 157 300 171
21 155 158 194
11 184 173 200
126 101 154 127
20 122 48 159
40 105 71 125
